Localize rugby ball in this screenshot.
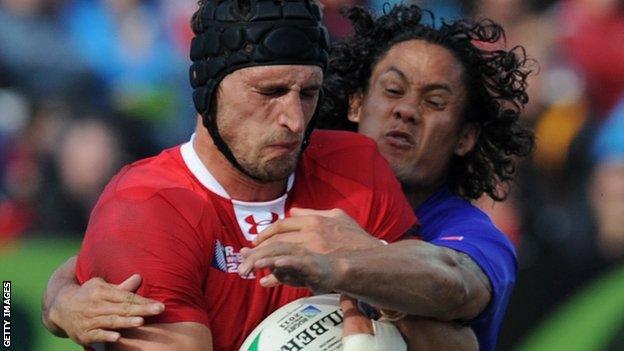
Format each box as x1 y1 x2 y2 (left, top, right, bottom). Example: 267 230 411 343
240 294 344 351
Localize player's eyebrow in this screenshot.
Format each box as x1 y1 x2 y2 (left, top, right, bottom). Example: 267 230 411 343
254 82 321 92
422 83 453 93
384 66 454 93
254 82 289 90
385 66 408 81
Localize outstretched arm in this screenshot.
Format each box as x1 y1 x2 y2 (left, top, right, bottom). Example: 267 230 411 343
332 240 491 321
242 209 491 322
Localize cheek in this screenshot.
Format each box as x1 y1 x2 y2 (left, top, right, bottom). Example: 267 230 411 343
218 106 258 151
418 115 460 158
358 101 390 139
427 111 462 140
356 118 379 140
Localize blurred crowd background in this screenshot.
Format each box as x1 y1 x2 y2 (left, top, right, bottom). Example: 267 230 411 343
1 0 623 350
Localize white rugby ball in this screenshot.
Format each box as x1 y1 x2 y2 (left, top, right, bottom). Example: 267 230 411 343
240 294 344 351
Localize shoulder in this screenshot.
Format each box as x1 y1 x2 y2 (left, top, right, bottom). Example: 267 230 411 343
418 191 495 232
93 146 210 228
306 130 378 158
301 130 387 184
112 147 196 196
418 191 515 256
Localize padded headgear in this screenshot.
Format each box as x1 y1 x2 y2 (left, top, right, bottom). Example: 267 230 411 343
189 0 330 179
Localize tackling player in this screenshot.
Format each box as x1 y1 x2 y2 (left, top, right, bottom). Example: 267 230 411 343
236 5 534 351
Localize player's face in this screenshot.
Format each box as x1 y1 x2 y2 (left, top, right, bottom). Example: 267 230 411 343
215 65 323 182
349 40 477 190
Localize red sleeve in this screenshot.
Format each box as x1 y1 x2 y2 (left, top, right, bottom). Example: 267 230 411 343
365 151 419 243
76 188 212 326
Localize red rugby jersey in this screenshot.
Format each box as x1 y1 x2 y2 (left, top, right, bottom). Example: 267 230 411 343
76 130 417 350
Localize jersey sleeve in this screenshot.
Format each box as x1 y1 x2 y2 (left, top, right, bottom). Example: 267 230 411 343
429 221 517 349
365 151 419 242
76 188 212 326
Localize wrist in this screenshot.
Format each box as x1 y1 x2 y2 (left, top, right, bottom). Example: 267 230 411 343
42 305 64 336
44 284 78 336
329 253 354 293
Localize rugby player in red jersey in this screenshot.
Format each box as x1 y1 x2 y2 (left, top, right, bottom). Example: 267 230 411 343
42 0 417 349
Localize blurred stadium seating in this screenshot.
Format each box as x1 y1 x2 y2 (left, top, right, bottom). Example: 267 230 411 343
1 0 623 349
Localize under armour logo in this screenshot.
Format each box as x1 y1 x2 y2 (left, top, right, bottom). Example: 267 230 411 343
244 213 279 234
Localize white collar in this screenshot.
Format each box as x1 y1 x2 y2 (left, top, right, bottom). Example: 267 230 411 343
180 134 295 201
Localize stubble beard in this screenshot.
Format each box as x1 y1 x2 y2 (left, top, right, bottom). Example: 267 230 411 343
239 146 302 182
225 130 303 182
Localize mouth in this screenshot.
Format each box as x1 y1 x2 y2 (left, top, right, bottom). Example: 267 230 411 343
267 141 300 153
384 130 415 150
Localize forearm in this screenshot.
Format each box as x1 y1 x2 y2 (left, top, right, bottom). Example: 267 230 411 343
108 322 213 351
331 240 490 321
396 316 478 351
41 256 79 337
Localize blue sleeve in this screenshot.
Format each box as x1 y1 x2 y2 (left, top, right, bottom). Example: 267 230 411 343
429 221 517 351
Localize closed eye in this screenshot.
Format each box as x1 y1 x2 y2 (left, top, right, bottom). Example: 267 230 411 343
257 88 289 97
385 88 404 97
426 99 446 109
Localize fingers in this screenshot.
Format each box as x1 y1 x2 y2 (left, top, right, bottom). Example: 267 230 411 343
100 287 164 311
87 315 145 330
289 207 339 217
76 329 121 345
239 243 301 276
341 295 374 337
271 255 308 271
85 276 165 316
340 294 359 307
95 301 164 318
116 274 142 292
253 218 307 246
254 208 347 246
258 274 280 288
256 232 306 248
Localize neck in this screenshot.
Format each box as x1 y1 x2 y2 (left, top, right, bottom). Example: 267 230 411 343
192 122 288 202
402 181 445 208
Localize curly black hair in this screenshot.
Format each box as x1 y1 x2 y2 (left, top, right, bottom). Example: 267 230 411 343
319 4 535 201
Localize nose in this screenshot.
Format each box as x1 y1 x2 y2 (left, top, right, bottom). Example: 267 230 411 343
277 92 306 134
392 100 419 124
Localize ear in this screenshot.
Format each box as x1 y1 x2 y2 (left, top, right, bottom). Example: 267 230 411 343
347 92 364 123
454 123 479 157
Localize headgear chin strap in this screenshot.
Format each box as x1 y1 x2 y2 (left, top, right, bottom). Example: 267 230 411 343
189 0 330 180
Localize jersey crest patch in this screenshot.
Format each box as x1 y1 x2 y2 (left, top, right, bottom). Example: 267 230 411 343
212 240 255 279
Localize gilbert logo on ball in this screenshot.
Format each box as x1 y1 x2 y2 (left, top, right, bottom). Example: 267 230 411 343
240 294 344 351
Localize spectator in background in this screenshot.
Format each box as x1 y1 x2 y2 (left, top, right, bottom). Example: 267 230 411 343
0 0 93 101
34 117 123 235
0 90 35 244
589 97 624 262
61 0 191 146
559 0 624 117
0 99 69 242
